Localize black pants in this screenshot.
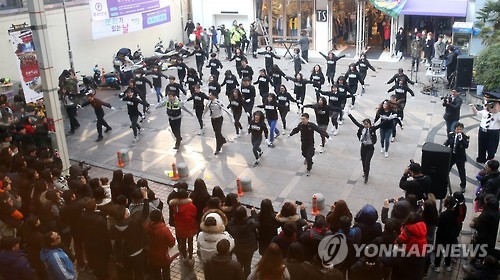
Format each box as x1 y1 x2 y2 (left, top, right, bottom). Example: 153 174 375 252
349 85 358 105
295 93 305 113
326 71 335 84
129 114 141 136
234 250 254 279
359 71 367 84
138 91 149 114
450 155 466 188
412 56 420 70
278 107 289 129
478 129 499 162
150 264 170 280
177 236 193 259
169 118 182 147
434 241 453 268
360 144 374 177
122 250 146 280
195 107 204 129
178 73 186 84
252 136 263 159
66 106 80 131
96 111 110 137
233 109 243 134
244 100 254 123
212 116 226 152
196 61 204 79
302 144 315 171
331 111 340 128
301 50 308 62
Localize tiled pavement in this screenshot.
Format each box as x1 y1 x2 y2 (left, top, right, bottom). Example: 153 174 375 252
69 46 485 279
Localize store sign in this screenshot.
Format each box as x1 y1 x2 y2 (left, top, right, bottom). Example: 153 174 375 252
8 27 43 103
316 10 327 22
89 0 171 39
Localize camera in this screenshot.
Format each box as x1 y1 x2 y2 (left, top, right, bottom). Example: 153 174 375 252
295 200 303 205
417 199 425 206
388 198 396 203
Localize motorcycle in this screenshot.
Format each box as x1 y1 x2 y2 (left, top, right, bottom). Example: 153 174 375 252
154 39 183 59
81 65 121 90
132 45 164 70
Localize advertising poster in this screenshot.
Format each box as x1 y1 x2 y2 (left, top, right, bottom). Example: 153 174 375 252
369 0 408 18
89 0 171 39
8 28 44 103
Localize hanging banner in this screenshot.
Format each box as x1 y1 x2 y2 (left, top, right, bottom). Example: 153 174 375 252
89 0 171 39
8 28 43 103
369 0 408 18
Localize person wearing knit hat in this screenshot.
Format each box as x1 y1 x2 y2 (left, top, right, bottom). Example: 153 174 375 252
197 209 234 265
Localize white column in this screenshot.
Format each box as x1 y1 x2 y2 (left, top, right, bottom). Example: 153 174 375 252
28 0 70 171
390 16 395 56
316 0 329 53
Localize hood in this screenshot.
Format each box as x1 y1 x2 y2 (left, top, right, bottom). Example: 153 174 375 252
405 222 427 238
168 198 192 207
200 209 227 234
40 248 62 262
0 250 24 266
275 213 300 223
355 204 379 225
69 164 83 178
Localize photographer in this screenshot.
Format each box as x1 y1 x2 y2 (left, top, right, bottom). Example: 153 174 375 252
218 25 232 60
442 89 462 135
399 162 431 201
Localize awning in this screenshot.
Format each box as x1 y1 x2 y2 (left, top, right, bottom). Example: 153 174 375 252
401 0 467 17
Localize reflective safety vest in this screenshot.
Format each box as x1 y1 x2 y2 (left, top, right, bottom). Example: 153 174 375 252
166 99 181 117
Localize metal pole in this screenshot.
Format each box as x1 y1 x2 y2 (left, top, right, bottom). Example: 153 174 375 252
62 0 74 70
28 0 71 171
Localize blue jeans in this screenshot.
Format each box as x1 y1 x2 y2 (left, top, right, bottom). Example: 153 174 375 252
154 87 163 103
380 127 392 152
268 119 279 143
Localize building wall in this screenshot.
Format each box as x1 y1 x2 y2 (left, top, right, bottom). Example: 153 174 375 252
0 2 185 80
191 0 255 29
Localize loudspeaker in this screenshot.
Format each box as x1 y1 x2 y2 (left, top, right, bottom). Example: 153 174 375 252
455 56 473 88
421 142 451 199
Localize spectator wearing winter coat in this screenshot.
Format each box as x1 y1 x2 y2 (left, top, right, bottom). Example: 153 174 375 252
275 202 308 236
284 242 311 280
129 180 161 222
18 215 46 279
0 191 23 240
381 198 412 235
205 239 244 280
350 245 385 280
166 182 189 227
190 178 211 227
146 209 176 280
221 192 240 221
475 197 500 257
0 236 36 280
197 209 235 264
248 242 290 280
299 215 332 261
59 190 85 269
256 199 279 255
395 212 427 257
227 205 259 278
80 198 112 280
433 196 456 272
353 204 382 244
272 222 298 258
326 199 352 233
168 188 197 263
40 231 76 280
110 187 150 279
109 169 124 204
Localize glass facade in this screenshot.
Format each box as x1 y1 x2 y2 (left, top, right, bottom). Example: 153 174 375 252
0 0 84 10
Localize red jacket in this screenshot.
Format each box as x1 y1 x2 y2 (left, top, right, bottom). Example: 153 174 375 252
383 24 391 40
396 221 427 256
169 198 197 238
146 222 176 266
195 26 203 39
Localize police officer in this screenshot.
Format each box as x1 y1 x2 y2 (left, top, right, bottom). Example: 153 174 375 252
165 91 193 150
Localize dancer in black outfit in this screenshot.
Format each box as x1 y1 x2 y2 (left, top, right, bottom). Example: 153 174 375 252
309 65 325 101
336 76 354 124
173 57 189 84
221 70 239 101
256 93 283 148
286 73 311 114
270 64 287 92
253 69 272 104
133 69 153 115
319 85 350 135
319 52 345 85
345 107 384 183
276 85 299 132
165 76 187 98
83 93 114 142
206 53 223 82
388 94 405 141
240 77 257 124
186 84 209 135
303 97 333 153
291 48 307 75
229 48 246 73
288 113 330 176
149 65 168 103
237 59 254 81
387 79 415 110
186 68 202 94
228 88 245 138
344 63 364 106
188 45 208 79
258 46 280 74
248 111 269 166
355 53 377 92
122 89 143 143
387 68 415 87
207 75 221 97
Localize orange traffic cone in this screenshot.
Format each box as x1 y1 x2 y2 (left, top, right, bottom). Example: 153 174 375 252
117 151 124 167
237 178 244 197
101 68 106 83
170 162 180 180
311 194 320 215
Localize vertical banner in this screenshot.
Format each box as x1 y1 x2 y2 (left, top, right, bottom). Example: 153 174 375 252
8 28 44 103
369 0 408 18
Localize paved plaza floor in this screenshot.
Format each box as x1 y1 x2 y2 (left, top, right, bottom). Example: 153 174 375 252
67 47 484 279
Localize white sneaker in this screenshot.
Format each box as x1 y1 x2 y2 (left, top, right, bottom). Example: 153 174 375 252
445 266 452 272
434 267 441 273
384 152 389 158
138 128 143 135
331 127 335 132
198 129 204 135
381 147 384 154
333 129 338 136
319 145 324 153
234 133 240 139
132 136 139 143
339 120 343 125
350 105 355 110
254 158 260 166
391 137 395 142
